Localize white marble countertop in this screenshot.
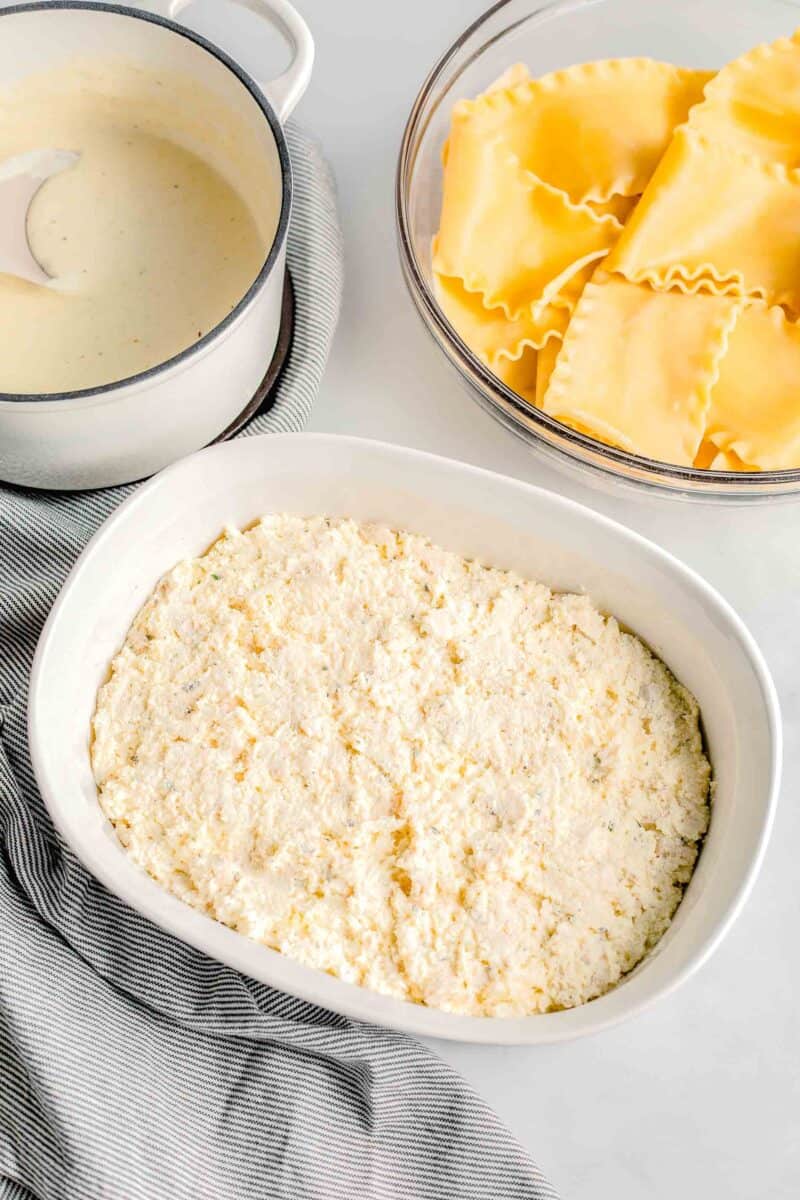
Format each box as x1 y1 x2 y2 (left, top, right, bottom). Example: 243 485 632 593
186 2 797 1196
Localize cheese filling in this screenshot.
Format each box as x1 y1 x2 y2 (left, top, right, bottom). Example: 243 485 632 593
91 516 711 1017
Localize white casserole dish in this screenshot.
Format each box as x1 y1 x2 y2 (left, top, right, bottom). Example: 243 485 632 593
0 0 313 490
28 434 781 1043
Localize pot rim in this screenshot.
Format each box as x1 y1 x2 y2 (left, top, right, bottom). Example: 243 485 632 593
0 0 292 406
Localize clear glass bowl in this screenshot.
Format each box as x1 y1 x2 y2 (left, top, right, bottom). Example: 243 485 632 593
396 0 800 501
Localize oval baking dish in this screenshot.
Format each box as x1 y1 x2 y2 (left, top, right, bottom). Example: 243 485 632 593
28 434 781 1043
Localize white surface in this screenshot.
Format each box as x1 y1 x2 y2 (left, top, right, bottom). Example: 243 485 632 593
30 433 780 1048
24 0 800 1195
278 4 800 1194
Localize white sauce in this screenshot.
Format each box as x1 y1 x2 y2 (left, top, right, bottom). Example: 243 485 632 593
0 62 269 392
92 516 712 1017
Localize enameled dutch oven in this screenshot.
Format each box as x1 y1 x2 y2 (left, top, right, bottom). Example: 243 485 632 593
0 0 313 489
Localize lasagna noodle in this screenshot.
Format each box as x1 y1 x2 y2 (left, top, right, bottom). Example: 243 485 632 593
587 194 640 222
693 440 756 471
548 254 607 313
432 271 570 365
491 332 565 410
690 30 800 164
706 302 800 470
712 447 758 471
455 58 713 202
492 343 538 405
534 337 562 408
606 128 800 314
484 62 531 93
541 275 741 465
693 440 720 469
433 121 620 316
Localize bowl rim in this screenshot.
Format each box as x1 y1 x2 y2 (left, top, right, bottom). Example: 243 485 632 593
0 0 292 405
27 431 783 1043
394 0 800 495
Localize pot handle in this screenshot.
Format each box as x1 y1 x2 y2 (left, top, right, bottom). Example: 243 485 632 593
144 0 314 123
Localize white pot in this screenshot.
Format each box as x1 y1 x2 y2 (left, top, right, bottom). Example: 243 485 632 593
0 0 314 490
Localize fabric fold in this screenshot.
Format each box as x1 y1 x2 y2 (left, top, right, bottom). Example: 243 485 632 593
0 125 556 1200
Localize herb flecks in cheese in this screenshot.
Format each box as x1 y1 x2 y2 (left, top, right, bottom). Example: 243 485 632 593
91 516 711 1017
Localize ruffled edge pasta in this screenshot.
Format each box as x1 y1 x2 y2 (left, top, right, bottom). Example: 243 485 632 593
607 129 800 311
694 440 758 471
700 28 800 103
541 275 742 463
432 269 570 367
704 301 800 470
433 166 621 321
454 58 713 202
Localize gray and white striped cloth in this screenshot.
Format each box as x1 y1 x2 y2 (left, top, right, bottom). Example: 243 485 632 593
0 125 557 1200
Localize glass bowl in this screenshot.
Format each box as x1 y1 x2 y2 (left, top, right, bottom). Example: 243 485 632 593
396 0 800 501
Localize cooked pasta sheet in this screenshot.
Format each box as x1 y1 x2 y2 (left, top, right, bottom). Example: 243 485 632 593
451 59 712 202
432 271 569 366
705 303 800 470
433 124 619 315
542 276 740 465
492 344 539 407
607 130 800 313
689 30 800 163
533 337 562 410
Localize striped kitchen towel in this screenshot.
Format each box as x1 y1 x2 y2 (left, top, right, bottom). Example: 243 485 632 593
0 124 557 1200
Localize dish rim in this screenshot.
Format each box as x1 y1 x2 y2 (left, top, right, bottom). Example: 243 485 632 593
27 432 783 1043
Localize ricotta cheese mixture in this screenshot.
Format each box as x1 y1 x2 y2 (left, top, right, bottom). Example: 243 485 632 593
92 516 711 1017
0 62 272 392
